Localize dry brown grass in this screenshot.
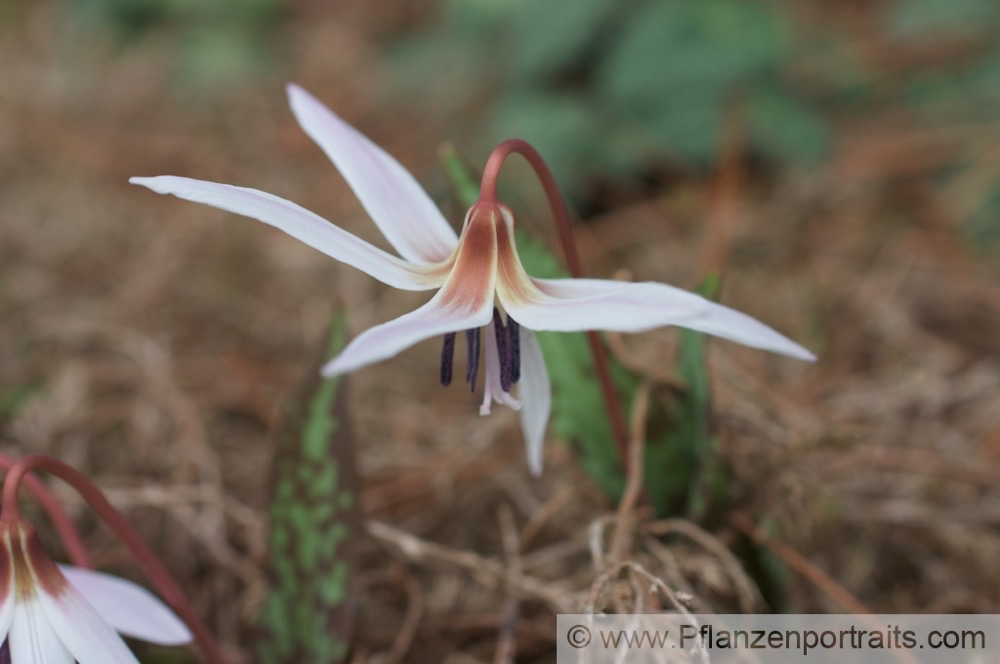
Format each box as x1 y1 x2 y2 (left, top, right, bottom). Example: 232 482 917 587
2 3 998 662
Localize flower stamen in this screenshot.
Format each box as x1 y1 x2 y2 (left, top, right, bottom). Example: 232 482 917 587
490 308 523 393
508 316 521 385
440 332 456 386
465 327 481 392
492 308 511 392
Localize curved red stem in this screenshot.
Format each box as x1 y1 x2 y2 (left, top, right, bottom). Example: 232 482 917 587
0 452 92 568
1 454 227 664
480 139 631 474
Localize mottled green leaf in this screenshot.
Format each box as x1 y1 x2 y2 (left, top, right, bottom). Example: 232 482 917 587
259 312 358 664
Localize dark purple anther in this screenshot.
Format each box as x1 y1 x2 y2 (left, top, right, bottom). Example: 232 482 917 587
440 332 456 386
508 316 521 384
0 640 10 664
466 327 481 391
493 308 512 391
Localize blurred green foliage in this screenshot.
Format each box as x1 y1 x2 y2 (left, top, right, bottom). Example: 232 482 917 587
399 0 831 200
880 0 1000 247
403 0 1000 247
967 188 1000 248
884 0 1000 121
885 0 1000 36
66 0 282 86
134 646 199 664
63 0 1000 247
0 385 44 421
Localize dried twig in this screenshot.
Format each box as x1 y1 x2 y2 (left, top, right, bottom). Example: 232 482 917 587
727 510 871 615
583 562 709 664
494 504 522 664
385 566 423 664
518 486 576 550
609 381 653 563
367 520 572 612
645 518 762 612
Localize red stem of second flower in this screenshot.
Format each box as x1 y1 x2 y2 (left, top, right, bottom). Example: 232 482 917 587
0 452 92 569
479 139 631 475
0 454 227 664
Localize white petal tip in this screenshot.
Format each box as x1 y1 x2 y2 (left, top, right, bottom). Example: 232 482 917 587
525 438 544 476
479 404 492 416
783 344 817 362
57 565 194 647
287 84 325 119
286 82 307 102
129 176 174 193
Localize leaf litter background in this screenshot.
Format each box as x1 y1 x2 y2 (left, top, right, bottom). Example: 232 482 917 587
1 0 999 661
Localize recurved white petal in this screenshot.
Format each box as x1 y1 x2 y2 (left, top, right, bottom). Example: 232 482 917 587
517 329 551 476
494 207 813 361
130 176 449 291
9 597 76 664
34 583 142 664
59 566 191 646
322 202 499 376
287 84 459 264
502 278 815 361
322 288 494 376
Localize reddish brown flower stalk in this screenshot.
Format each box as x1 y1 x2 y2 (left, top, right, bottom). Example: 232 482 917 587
0 452 91 569
478 139 631 472
1 454 226 664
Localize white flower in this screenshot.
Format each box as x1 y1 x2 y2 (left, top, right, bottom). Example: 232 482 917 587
131 84 814 475
0 520 191 663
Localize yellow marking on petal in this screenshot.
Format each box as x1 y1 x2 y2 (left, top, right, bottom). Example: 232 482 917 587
6 523 68 601
0 528 12 601
409 256 458 288
494 205 541 308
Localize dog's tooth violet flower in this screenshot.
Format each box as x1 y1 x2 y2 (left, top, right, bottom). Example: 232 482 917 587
131 84 814 475
0 519 191 663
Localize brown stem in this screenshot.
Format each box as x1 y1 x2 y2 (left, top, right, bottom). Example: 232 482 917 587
480 139 631 473
0 453 92 569
609 381 652 563
728 510 919 664
727 510 871 615
1 454 227 664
